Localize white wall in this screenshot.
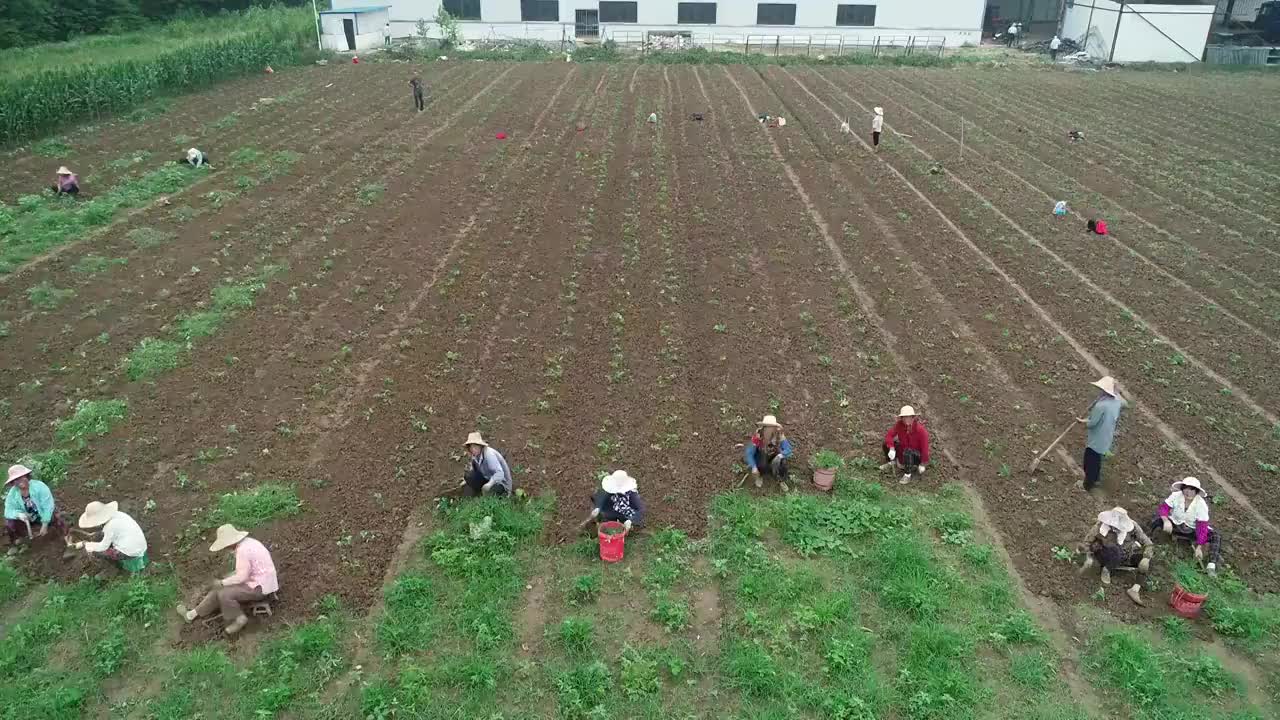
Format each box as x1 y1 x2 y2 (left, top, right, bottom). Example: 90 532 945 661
338 0 985 45
1061 1 1213 62
321 9 392 51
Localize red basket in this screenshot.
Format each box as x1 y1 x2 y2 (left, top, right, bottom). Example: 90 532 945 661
1169 584 1208 619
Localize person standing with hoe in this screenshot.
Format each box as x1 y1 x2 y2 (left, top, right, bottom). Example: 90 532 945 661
871 107 884 149
1078 376 1125 494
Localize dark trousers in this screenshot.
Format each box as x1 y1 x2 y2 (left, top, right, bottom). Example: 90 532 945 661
1082 448 1103 491
1050 49 1058 60
882 443 921 473
51 185 78 195
1090 539 1148 573
182 154 211 167
5 511 66 543
1150 515 1222 565
463 467 508 497
413 90 425 111
592 490 642 527
872 131 881 146
755 450 789 479
195 583 267 624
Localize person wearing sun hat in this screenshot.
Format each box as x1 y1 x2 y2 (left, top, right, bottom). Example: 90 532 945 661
4 464 66 550
1079 506 1153 605
75 500 148 573
1152 477 1222 576
51 166 79 195
175 524 278 635
592 470 645 530
745 415 794 491
182 147 211 168
871 106 884 148
462 431 513 497
1077 375 1126 494
880 405 930 484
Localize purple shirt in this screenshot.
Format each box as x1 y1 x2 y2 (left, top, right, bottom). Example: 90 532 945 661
56 174 79 192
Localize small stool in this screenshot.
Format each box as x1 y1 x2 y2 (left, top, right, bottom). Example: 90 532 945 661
250 592 280 618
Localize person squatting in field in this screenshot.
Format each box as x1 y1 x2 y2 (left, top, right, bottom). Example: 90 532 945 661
74 500 149 574
4 464 66 550
177 524 279 635
881 405 930 484
745 414 794 490
182 147 211 168
410 76 426 112
1151 477 1222 577
52 166 79 195
577 470 645 534
871 106 884 147
1079 506 1152 605
1078 375 1124 493
462 432 513 496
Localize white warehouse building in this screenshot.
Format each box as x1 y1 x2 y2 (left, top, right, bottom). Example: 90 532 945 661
331 0 987 48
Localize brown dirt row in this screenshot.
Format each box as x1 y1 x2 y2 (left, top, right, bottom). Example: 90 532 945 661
855 69 1280 343
779 69 1280 535
952 73 1280 242
897 71 1280 295
1107 73 1280 136
809 70 1280 420
0 65 498 448
739 65 1280 604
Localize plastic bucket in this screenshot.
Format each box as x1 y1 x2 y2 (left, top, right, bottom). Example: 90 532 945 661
813 468 836 492
598 521 627 563
1169 584 1208 619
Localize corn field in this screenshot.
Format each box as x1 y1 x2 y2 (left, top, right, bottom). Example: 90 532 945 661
0 8 315 146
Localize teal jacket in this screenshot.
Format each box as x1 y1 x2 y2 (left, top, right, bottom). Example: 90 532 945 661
4 479 55 524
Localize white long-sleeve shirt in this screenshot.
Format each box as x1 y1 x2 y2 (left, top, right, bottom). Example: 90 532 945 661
84 511 147 557
871 114 883 133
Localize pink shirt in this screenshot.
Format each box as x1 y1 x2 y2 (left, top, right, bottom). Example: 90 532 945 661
222 537 279 594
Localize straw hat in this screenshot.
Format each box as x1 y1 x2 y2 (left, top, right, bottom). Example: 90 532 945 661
1171 477 1205 496
5 464 33 486
874 107 884 115
898 405 917 418
463 431 488 448
1091 375 1118 396
209 524 249 552
757 415 781 427
56 166 72 175
186 148 201 161
78 501 119 528
1097 507 1135 543
602 470 638 495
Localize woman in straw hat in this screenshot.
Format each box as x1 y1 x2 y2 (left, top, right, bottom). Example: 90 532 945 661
181 147 211 168
1151 477 1222 577
74 501 148 573
745 415 794 490
1079 506 1152 605
176 524 279 635
51 166 79 195
871 106 884 148
578 470 645 533
1076 376 1125 494
463 432 513 497
880 405 930 484
4 464 66 551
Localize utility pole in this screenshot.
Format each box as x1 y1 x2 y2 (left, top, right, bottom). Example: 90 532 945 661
312 0 324 51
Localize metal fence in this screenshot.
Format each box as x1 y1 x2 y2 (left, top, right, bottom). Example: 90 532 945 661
1204 45 1280 65
602 29 946 58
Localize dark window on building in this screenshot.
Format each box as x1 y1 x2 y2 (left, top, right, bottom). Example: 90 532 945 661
599 1 638 22
521 0 560 21
756 3 796 25
836 4 876 26
443 0 481 20
678 2 717 24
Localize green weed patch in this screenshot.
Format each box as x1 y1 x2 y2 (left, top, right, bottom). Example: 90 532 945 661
54 398 127 445
207 483 302 529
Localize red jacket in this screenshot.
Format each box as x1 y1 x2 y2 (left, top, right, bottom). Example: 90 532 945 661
884 420 930 465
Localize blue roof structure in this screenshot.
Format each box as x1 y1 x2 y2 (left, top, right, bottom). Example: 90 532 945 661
318 5 390 14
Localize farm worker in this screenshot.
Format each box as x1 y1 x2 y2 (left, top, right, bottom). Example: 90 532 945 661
4 464 66 549
880 406 930 484
745 415 794 490
410 76 426 112
463 432 513 496
74 501 149 573
577 470 645 533
1053 200 1068 216
384 21 392 47
183 148 210 168
176 524 279 635
871 107 884 148
52 166 79 195
1151 477 1222 577
1079 506 1152 605
1006 22 1020 47
1077 375 1124 494
1049 34 1062 60
1087 218 1108 235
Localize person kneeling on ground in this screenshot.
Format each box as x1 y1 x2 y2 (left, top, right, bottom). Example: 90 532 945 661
1151 477 1222 577
1079 506 1151 605
881 405 930 484
74 501 148 573
462 432 513 497
177 524 279 635
4 464 66 552
578 470 645 533
745 415 794 491
51 166 79 195
182 147 211 168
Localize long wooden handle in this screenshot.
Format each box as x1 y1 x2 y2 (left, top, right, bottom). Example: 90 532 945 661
1035 420 1080 463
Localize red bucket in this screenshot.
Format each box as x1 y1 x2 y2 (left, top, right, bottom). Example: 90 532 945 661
598 521 627 563
1169 584 1208 619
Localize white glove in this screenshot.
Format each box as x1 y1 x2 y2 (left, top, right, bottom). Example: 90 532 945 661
887 448 896 461
624 520 633 531
590 508 600 518
480 480 495 495
918 464 927 475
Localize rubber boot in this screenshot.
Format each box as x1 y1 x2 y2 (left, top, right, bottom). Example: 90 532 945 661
1100 567 1111 585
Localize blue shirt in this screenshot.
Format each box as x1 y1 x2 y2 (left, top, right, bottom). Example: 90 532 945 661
1086 394 1125 454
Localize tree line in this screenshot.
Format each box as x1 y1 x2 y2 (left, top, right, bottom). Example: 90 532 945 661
0 0 315 50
